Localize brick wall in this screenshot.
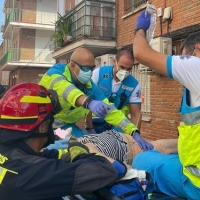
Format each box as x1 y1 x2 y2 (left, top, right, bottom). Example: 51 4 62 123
116 0 200 140
19 29 36 61
21 0 37 23
117 0 200 48
65 0 75 11
9 68 48 86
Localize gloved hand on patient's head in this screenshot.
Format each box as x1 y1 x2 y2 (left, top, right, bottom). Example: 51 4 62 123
61 136 89 162
132 131 154 151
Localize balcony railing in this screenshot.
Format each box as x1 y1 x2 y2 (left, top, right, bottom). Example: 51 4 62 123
4 8 57 30
1 48 55 66
54 0 115 49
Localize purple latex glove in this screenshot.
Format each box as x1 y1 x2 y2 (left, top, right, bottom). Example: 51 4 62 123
88 100 110 118
135 10 151 32
133 131 154 151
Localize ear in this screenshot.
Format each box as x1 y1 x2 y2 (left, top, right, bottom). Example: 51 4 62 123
69 61 75 70
195 44 200 58
195 43 200 51
113 58 116 65
38 123 45 133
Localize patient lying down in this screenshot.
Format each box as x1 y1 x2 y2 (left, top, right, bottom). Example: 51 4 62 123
76 130 177 165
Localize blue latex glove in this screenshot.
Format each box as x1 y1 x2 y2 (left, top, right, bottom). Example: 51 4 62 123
84 128 96 135
87 100 110 118
46 138 69 150
133 131 154 151
135 10 151 32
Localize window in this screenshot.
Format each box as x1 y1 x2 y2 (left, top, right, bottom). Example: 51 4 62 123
132 64 151 121
125 0 146 13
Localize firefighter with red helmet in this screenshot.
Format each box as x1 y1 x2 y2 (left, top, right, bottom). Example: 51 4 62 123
0 82 126 200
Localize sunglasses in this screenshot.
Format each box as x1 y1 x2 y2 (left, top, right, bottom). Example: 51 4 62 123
71 60 96 72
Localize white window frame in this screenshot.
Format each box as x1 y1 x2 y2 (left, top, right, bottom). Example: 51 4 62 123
132 64 151 122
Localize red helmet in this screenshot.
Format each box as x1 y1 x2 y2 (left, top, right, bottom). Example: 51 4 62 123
0 82 61 131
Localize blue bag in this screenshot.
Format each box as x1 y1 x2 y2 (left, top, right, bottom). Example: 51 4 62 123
109 172 154 200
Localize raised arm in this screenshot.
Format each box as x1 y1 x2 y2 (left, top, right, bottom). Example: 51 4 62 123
133 11 168 76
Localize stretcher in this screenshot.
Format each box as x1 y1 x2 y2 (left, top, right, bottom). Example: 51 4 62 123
68 189 186 200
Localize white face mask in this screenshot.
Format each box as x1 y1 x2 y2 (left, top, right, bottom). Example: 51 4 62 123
115 62 130 81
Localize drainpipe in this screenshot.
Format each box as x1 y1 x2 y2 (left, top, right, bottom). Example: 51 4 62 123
10 0 14 58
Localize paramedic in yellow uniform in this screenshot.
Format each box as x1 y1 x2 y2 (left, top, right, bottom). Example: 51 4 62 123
40 47 153 151
132 10 200 199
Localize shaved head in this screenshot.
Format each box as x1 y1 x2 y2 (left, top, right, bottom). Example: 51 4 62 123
69 48 95 85
70 48 95 66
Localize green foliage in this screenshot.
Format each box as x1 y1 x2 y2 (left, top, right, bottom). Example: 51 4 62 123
51 13 72 47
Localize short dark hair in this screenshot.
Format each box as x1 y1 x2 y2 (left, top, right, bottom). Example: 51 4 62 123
180 31 200 54
115 48 134 62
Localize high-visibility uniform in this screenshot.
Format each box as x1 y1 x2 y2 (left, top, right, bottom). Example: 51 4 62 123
133 55 200 199
91 66 141 133
40 63 138 137
0 135 117 200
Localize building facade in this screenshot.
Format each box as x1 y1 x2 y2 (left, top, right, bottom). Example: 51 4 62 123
0 0 58 85
116 0 200 140
30 0 200 139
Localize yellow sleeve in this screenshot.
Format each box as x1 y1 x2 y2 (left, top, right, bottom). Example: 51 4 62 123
40 74 84 107
103 98 138 135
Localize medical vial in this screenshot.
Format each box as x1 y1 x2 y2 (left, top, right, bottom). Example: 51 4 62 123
145 2 156 45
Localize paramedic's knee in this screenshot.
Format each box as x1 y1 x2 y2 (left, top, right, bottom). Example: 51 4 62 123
132 150 166 171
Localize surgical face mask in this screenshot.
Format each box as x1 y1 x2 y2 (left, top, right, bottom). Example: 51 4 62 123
116 64 130 81
75 68 92 84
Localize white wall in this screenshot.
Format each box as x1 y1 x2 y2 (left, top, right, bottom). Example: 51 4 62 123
35 30 55 64
58 0 65 15
36 0 57 25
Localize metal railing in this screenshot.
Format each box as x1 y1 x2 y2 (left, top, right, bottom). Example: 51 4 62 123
53 1 115 49
4 8 57 30
1 48 55 66
71 24 115 39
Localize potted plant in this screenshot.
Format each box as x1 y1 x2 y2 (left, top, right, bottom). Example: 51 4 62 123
56 13 72 42
51 30 63 48
51 13 72 47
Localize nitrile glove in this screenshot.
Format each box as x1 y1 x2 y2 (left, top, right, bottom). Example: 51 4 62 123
135 10 151 32
87 100 110 118
84 128 96 135
132 131 154 151
46 138 69 150
112 160 127 179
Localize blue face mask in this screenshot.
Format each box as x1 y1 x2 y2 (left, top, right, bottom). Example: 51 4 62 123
76 69 92 84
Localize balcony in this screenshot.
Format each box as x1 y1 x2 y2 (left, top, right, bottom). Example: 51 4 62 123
3 8 57 38
1 48 55 71
52 0 116 60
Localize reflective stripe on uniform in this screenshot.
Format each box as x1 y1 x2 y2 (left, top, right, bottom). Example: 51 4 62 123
63 85 77 102
106 104 116 115
50 76 66 89
0 166 18 184
118 118 131 130
58 149 68 159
